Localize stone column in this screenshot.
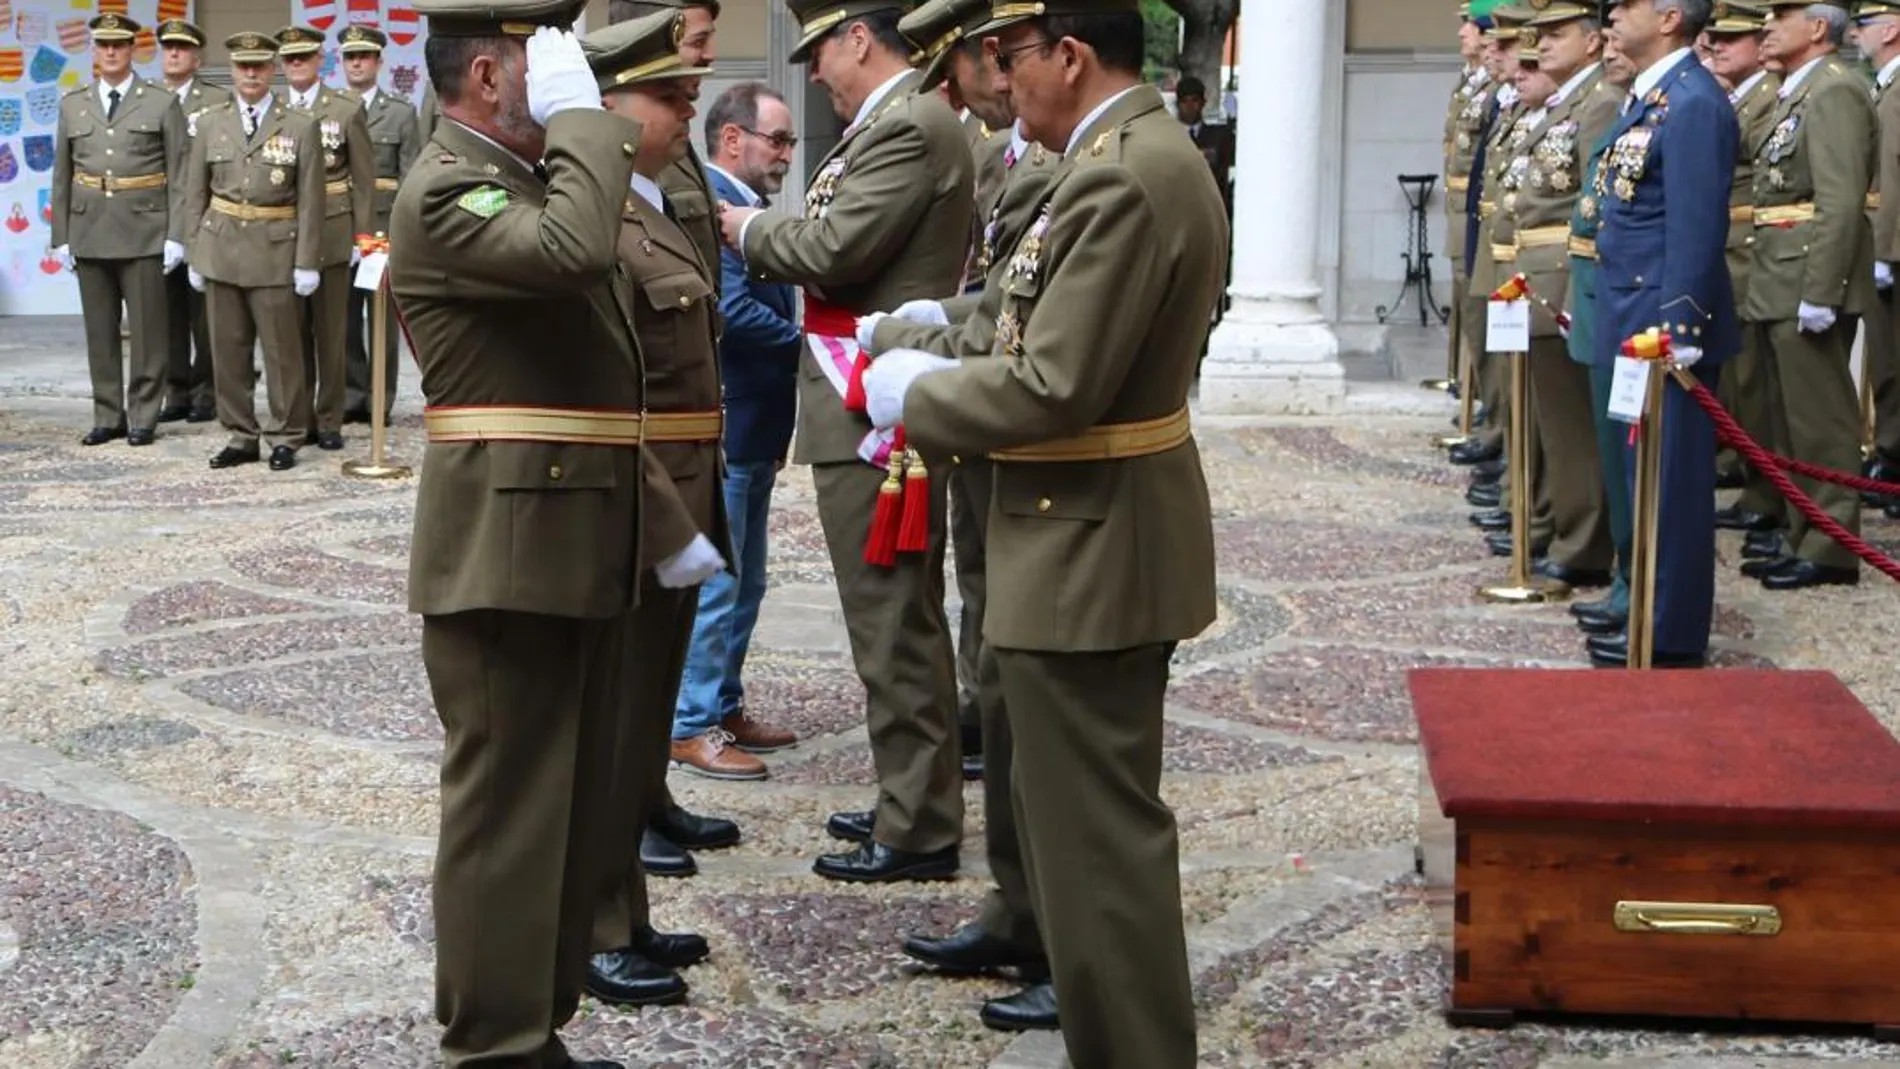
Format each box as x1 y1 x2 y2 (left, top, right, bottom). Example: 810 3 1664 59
1199 0 1347 415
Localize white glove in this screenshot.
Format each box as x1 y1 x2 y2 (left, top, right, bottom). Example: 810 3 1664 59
350 246 362 268
1671 344 1703 369
856 311 886 351
187 266 205 292
656 533 726 589
891 299 948 326
1878 262 1894 291
525 27 601 127
162 240 185 273
293 268 320 297
864 348 959 429
1797 300 1836 333
52 244 72 271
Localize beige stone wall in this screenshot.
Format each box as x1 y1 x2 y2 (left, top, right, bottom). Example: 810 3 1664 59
1349 0 1458 53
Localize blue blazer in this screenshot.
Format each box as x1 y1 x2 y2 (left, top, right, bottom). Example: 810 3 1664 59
1595 54 1741 367
708 167 801 464
1463 94 1501 275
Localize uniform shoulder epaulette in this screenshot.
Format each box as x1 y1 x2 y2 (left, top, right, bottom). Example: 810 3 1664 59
1080 124 1126 164
435 152 459 165
62 83 88 98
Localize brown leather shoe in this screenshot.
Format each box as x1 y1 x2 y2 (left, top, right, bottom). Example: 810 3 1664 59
721 709 797 754
670 730 768 781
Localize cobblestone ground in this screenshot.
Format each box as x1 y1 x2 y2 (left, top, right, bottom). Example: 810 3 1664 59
3 328 1900 1068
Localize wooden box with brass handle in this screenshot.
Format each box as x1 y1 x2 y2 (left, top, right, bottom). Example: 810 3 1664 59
1410 667 1900 1036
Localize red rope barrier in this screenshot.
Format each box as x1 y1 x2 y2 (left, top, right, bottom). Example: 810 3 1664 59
1671 369 1900 583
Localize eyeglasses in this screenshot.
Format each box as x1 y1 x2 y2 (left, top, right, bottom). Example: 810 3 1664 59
740 127 798 150
992 37 1050 74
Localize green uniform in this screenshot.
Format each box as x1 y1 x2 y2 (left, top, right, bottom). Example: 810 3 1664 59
1445 65 1496 390
1741 54 1876 570
740 66 975 857
1571 122 1629 612
1483 99 1556 546
163 74 233 416
1504 63 1618 573
389 106 657 1068
182 94 324 453
51 74 189 434
345 87 420 418
1724 69 1787 520
903 85 1224 1069
286 83 375 436
1867 61 1900 464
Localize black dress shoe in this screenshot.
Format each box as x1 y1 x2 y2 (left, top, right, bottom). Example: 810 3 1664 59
1484 532 1550 558
1887 500 1900 520
1535 559 1610 588
1713 504 1776 531
632 924 709 969
186 406 216 423
651 803 740 850
813 841 957 883
570 1061 627 1069
1569 593 1614 618
126 428 156 446
1714 467 1746 490
1742 531 1786 560
641 828 696 878
980 983 1060 1032
269 445 297 471
1448 438 1503 466
902 923 1048 977
316 430 345 451
343 408 372 425
1586 632 1706 669
585 949 688 1007
1761 559 1859 590
304 429 321 445
1469 508 1511 531
209 446 260 469
1740 554 1796 580
962 754 984 781
1465 482 1502 508
826 809 875 845
157 404 190 423
80 426 126 446
1471 457 1506 481
1574 607 1627 635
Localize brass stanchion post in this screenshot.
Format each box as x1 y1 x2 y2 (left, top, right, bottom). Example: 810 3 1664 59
1435 332 1478 448
343 263 412 481
1861 350 1878 461
1478 346 1568 604
1422 303 1459 393
1625 360 1666 670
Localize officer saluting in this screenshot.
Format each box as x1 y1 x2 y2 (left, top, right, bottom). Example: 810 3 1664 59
864 0 1225 1064
1592 0 1740 668
388 0 651 1063
50 13 189 448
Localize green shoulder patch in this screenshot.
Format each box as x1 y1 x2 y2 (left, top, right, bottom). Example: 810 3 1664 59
456 185 510 219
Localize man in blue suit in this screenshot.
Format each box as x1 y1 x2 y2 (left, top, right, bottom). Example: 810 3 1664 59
1592 0 1740 668
672 82 804 770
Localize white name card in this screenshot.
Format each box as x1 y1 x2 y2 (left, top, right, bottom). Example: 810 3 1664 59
1606 356 1651 425
354 251 388 292
1486 300 1531 353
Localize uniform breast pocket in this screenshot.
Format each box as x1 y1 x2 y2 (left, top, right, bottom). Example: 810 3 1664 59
373 135 402 176
995 460 1114 522
668 187 711 225
265 218 298 243
491 442 619 491
639 269 714 363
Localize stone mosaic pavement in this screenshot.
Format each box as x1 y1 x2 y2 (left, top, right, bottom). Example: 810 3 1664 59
4 329 1900 1068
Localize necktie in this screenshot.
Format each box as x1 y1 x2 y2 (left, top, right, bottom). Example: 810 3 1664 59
661 195 680 224
106 88 120 121
245 106 259 140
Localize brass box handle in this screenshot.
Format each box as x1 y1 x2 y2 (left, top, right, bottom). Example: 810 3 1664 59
1613 900 1782 936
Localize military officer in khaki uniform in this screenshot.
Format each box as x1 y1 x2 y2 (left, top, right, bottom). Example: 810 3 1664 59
1707 2 1786 541
715 0 974 884
865 4 1224 1063
154 18 230 424
388 0 673 1063
279 24 374 452
1740 0 1874 588
858 0 1060 1031
335 25 420 423
629 0 725 285
1443 4 1493 413
183 33 324 472
574 10 732 1011
1504 2 1618 586
51 14 189 447
1854 1 1900 500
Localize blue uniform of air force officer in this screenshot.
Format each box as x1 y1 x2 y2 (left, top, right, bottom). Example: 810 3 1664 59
1594 47 1739 665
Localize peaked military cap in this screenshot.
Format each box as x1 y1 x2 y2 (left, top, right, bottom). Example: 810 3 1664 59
609 0 722 22
87 13 139 42
787 0 908 63
1486 3 1531 40
901 0 988 90
416 0 589 39
156 19 207 47
276 25 325 56
1517 25 1544 62
1522 0 1597 27
338 25 389 53
1854 0 1900 18
583 8 712 89
226 30 280 63
969 0 1139 37
1762 0 1848 8
1708 0 1770 32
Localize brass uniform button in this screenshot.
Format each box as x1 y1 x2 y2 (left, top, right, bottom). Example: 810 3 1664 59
548 465 563 480
1035 497 1051 513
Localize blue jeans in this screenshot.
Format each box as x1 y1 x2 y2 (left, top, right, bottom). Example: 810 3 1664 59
674 458 776 739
